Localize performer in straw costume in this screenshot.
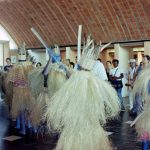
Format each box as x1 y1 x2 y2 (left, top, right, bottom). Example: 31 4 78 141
45 36 120 150
131 55 150 115
9 43 34 118
130 61 150 142
29 45 69 128
5 43 34 134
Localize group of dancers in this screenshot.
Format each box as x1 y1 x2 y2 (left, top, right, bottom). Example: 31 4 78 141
0 34 150 150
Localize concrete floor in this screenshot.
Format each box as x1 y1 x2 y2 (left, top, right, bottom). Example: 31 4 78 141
0 98 143 150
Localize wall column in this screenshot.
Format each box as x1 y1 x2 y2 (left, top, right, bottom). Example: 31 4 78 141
0 44 3 66
144 41 150 56
0 41 10 66
137 52 143 64
66 47 76 63
3 42 10 65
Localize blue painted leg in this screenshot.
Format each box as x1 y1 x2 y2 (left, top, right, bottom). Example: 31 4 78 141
142 141 148 150
15 116 21 129
27 119 32 129
33 127 37 133
19 112 26 135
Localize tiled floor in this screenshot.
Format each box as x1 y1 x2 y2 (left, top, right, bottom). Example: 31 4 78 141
0 100 142 150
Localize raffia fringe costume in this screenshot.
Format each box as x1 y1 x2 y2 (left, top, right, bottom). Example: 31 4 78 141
29 63 69 127
6 63 34 118
131 65 150 140
45 36 120 150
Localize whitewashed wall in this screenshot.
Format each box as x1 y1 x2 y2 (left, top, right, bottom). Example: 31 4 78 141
28 50 47 66
115 44 131 97
0 44 3 66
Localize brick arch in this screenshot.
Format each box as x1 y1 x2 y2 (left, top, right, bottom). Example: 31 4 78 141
0 0 150 48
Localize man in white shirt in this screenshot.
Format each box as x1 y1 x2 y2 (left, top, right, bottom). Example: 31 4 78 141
110 59 124 110
92 59 108 81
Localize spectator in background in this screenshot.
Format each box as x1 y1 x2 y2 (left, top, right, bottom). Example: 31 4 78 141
131 55 150 115
74 56 79 70
110 59 124 110
36 62 42 67
127 59 137 88
4 58 13 72
126 59 137 110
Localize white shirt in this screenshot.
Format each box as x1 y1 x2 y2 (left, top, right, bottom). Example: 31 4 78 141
128 67 136 80
92 61 108 80
110 67 122 81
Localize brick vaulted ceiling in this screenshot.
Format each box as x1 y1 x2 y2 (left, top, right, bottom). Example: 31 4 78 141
0 0 150 48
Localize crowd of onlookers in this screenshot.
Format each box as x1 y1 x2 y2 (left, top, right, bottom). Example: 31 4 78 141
97 55 149 113
64 55 150 112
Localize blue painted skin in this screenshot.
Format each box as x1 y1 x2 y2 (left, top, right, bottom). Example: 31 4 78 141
47 47 61 63
20 112 26 135
16 117 21 129
16 112 26 133
148 80 150 94
27 119 32 129
142 141 148 150
15 112 26 135
43 47 61 76
52 55 61 63
16 111 38 135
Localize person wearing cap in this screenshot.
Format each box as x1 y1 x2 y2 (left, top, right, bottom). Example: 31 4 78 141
127 59 137 87
126 59 137 110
